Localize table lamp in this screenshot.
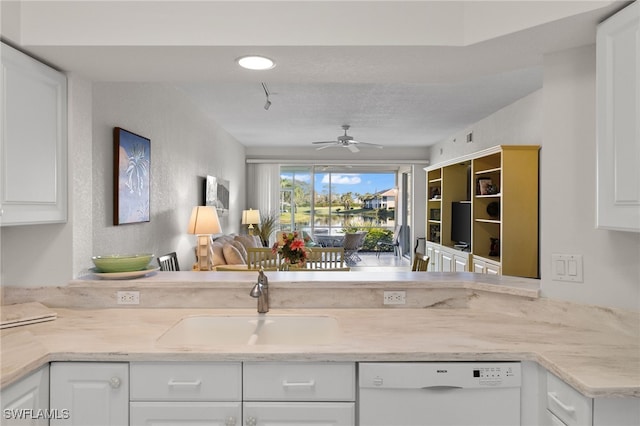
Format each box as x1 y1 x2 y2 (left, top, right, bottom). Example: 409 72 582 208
187 206 221 271
241 208 260 235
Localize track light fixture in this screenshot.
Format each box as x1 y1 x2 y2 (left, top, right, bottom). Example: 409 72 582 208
262 82 271 110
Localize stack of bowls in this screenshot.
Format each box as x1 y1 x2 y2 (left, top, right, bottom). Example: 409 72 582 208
91 253 154 273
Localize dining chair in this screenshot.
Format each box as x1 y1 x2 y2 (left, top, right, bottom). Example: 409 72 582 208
411 252 430 272
306 247 346 269
157 252 180 271
247 247 280 270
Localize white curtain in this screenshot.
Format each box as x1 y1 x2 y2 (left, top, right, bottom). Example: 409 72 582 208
246 163 281 243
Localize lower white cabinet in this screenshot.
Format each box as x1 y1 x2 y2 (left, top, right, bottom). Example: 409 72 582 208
243 402 355 426
425 242 470 272
544 370 640 426
49 362 128 426
243 362 356 426
129 362 242 426
130 402 241 426
1 365 49 426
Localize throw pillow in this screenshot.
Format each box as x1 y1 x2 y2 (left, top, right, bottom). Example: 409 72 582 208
230 240 248 263
211 242 226 266
234 235 259 250
223 244 246 265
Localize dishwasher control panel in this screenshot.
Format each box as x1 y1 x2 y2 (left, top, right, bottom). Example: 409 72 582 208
473 365 517 386
359 362 521 389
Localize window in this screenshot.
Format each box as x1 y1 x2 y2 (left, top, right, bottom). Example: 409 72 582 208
280 166 397 237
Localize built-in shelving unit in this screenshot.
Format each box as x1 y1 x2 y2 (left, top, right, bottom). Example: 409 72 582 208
424 145 540 278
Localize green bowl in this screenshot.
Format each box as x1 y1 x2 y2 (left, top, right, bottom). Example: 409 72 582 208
91 253 154 273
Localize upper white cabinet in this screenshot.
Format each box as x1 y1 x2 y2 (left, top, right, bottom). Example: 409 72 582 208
0 42 67 226
596 1 640 232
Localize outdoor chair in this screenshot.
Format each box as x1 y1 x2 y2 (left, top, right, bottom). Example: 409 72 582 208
157 252 180 271
376 225 401 257
343 231 367 265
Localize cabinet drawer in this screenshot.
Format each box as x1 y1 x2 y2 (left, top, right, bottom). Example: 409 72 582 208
546 372 592 426
130 362 241 401
130 401 241 425
243 362 355 401
244 402 355 426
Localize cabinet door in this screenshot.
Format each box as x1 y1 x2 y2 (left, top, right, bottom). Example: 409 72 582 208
1 365 49 426
453 254 469 272
243 402 355 426
50 362 128 426
130 402 241 426
440 250 454 272
0 42 67 226
596 1 640 232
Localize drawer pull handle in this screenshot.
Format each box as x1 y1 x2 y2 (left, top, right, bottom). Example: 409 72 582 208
548 392 576 414
168 379 202 387
225 416 237 426
109 377 121 389
245 416 257 426
282 379 316 389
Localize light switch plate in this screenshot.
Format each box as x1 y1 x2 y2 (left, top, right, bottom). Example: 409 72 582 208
551 254 583 282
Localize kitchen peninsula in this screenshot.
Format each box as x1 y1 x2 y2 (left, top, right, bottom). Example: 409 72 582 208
1 272 638 425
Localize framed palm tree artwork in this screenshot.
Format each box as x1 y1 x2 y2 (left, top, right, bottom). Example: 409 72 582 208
113 127 150 225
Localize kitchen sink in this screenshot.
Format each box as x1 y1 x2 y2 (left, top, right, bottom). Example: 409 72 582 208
157 314 341 346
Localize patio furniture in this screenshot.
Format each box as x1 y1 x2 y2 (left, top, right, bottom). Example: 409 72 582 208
376 225 401 257
343 231 367 265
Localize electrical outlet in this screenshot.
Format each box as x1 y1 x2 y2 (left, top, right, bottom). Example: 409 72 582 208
117 291 140 305
383 290 406 305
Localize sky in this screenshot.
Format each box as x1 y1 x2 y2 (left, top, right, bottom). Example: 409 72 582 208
313 172 395 195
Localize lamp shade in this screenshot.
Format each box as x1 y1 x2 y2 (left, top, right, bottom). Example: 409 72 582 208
187 206 222 235
241 208 261 225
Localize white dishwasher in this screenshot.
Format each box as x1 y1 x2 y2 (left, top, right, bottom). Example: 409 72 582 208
359 362 521 426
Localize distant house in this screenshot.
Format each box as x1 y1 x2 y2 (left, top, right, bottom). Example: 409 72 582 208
363 188 396 210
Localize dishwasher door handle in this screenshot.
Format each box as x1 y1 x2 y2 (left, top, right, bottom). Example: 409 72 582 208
420 385 464 391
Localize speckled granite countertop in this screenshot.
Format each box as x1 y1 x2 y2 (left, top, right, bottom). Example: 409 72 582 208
1 273 638 398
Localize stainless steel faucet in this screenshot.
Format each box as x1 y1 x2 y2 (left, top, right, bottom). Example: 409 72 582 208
249 269 269 313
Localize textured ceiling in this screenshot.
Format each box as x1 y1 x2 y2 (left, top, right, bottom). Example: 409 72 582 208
2 1 626 152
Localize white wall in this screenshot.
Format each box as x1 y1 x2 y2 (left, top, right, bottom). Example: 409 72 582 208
428 46 640 311
540 45 640 310
1 81 246 287
92 83 246 272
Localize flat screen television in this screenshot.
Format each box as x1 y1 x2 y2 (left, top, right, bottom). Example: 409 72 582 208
451 201 471 248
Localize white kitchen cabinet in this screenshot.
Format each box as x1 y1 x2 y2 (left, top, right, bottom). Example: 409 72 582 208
49 362 128 426
129 362 241 426
545 370 640 426
0 42 67 226
596 1 640 232
0 365 49 426
243 362 356 426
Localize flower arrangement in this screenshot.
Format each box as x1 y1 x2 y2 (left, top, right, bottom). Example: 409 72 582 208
272 231 310 266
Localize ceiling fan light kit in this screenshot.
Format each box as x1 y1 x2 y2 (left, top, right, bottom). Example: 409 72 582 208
312 125 383 153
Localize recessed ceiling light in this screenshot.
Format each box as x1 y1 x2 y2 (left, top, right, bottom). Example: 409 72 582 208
237 55 275 71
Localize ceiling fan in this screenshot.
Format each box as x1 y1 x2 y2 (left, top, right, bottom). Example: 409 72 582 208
312 125 383 153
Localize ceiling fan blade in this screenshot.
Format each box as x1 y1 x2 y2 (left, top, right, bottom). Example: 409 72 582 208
312 141 338 145
356 141 384 149
347 144 360 153
316 144 335 150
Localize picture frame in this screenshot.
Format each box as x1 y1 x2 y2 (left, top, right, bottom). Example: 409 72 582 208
204 175 230 216
113 127 150 225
